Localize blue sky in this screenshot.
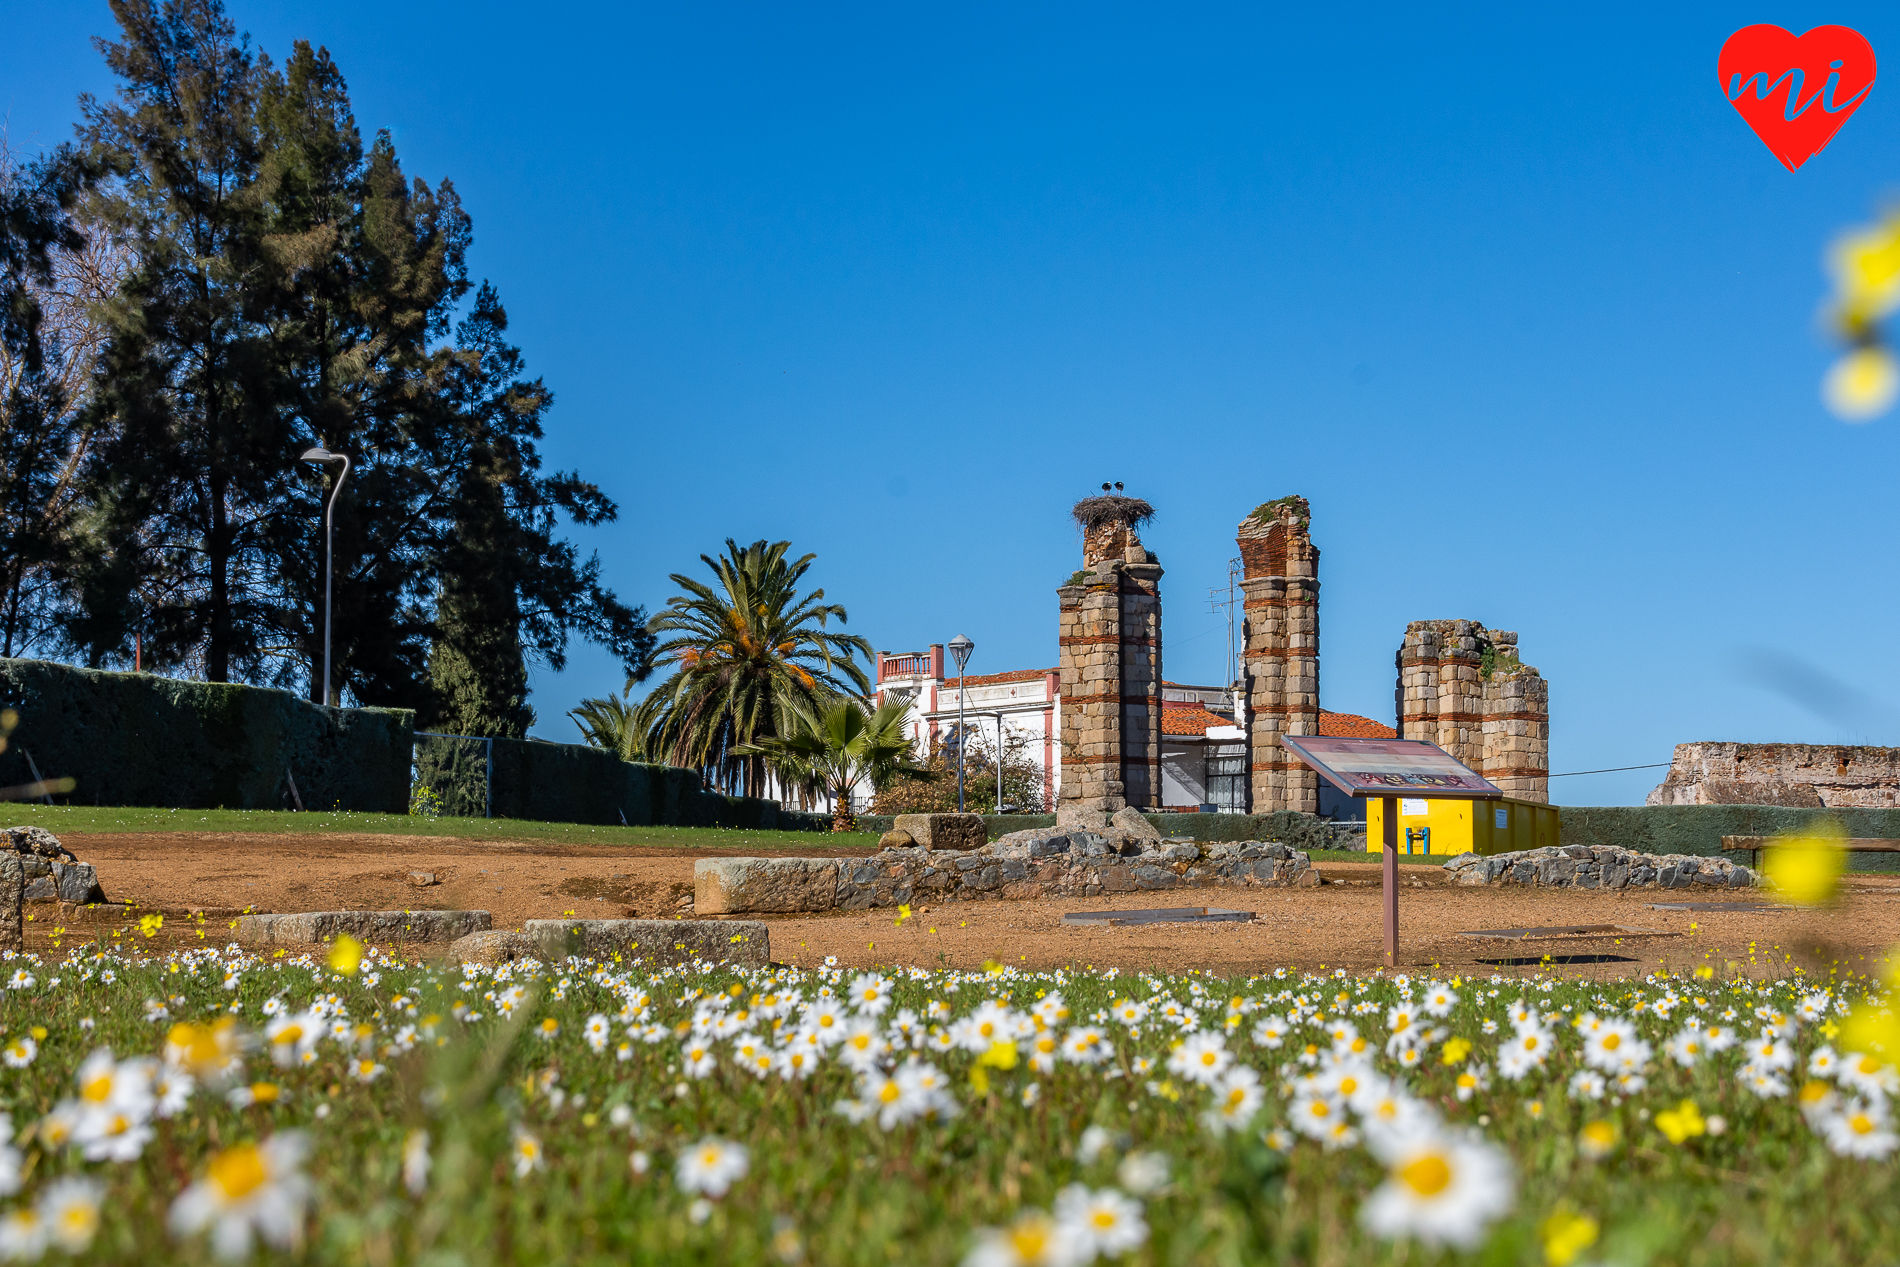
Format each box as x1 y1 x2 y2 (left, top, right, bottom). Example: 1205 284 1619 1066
8 3 1900 805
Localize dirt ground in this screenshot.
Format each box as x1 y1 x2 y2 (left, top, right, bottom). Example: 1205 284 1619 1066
35 833 1900 980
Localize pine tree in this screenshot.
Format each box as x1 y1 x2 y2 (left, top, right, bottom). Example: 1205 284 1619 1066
76 0 283 680
420 285 652 735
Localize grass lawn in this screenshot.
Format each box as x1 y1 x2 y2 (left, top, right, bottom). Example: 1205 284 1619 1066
0 802 883 852
0 944 1893 1265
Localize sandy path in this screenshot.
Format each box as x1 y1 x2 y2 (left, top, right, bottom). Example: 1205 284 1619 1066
43 834 1900 979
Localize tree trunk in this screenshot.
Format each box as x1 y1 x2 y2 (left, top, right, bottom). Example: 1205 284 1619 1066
830 781 857 833
206 466 231 681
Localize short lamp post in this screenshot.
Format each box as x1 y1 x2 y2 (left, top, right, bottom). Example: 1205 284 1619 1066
299 447 351 706
948 634 974 813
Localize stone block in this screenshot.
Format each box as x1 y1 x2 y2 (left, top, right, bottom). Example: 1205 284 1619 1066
878 829 917 850
523 919 771 967
693 858 838 914
1109 806 1161 841
448 930 535 965
892 813 987 851
233 910 492 945
0 854 20 952
53 862 102 904
0 826 74 860
1055 805 1110 831
409 871 438 888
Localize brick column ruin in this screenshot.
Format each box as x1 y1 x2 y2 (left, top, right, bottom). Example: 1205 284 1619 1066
1056 496 1164 825
1237 497 1319 814
1399 620 1548 803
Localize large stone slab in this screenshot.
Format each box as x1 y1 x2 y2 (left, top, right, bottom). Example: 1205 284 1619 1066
233 909 492 945
892 813 987 851
694 857 838 914
447 930 536 965
23 862 104 905
522 918 770 966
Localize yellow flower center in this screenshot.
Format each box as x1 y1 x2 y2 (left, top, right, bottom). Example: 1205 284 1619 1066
1602 1034 1620 1051
879 1082 901 1104
1092 1210 1117 1229
1399 1153 1453 1197
1524 1036 1540 1051
1199 1052 1216 1067
81 1076 112 1103
209 1145 269 1202
1850 1113 1874 1136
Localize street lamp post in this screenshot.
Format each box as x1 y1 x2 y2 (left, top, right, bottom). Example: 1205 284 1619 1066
947 634 974 813
299 447 352 706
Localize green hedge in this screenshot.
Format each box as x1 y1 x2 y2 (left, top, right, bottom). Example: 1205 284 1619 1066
0 656 413 812
1559 804 1900 872
414 734 828 832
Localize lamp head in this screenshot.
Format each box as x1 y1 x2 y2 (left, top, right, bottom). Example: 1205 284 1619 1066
300 447 344 464
947 634 975 673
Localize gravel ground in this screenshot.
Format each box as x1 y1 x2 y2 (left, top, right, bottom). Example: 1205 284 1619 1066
38 834 1900 980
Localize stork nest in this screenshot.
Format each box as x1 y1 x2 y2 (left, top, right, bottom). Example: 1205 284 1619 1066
1071 495 1156 532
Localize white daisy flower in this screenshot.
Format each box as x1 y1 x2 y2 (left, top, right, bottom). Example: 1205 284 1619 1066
1359 1122 1515 1249
1053 1184 1147 1257
963 1210 1082 1267
168 1133 312 1260
674 1138 748 1198
1817 1099 1898 1159
1165 1032 1231 1086
1201 1067 1264 1134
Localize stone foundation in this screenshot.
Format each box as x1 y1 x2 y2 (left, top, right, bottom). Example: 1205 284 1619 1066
1442 846 1758 891
233 909 492 944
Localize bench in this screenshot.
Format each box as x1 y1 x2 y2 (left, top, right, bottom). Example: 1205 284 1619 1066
1719 836 1900 868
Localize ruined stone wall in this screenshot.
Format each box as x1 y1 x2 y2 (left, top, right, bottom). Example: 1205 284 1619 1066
1647 742 1900 808
1400 621 1549 802
1057 512 1164 823
1238 497 1319 814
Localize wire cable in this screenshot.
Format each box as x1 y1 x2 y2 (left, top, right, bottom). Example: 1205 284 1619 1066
1546 762 1671 778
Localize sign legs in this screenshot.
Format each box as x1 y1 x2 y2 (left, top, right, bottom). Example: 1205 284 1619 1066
1382 795 1398 968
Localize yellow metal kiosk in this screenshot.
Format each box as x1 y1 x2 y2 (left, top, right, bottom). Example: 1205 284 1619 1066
1365 795 1560 858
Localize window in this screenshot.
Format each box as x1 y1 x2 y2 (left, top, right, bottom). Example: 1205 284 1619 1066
1205 743 1246 811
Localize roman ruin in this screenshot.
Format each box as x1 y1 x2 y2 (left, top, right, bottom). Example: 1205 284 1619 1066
1055 496 1164 824
1397 621 1551 802
1237 497 1322 814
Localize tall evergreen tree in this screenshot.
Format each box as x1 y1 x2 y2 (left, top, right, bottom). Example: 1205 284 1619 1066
421 284 652 735
252 42 472 705
0 141 100 657
75 0 283 680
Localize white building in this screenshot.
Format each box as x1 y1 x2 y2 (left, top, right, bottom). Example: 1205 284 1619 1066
872 645 1394 814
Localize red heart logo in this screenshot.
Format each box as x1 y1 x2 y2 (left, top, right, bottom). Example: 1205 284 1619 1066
1719 24 1876 171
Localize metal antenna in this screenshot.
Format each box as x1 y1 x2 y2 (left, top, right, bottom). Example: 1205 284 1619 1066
1205 556 1244 687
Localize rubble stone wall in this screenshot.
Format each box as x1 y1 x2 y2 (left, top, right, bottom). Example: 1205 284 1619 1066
1443 844 1757 891
1646 742 1900 809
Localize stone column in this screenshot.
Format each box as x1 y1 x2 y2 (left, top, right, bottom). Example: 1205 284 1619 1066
1480 630 1550 803
1238 497 1319 813
1057 577 1125 825
1120 557 1164 809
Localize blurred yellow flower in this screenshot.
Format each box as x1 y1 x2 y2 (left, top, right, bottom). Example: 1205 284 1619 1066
1839 1004 1900 1062
1577 1120 1617 1160
1541 1207 1599 1267
328 935 364 975
1822 347 1899 422
138 913 164 939
1654 1100 1706 1146
1440 1037 1473 1066
1831 212 1900 324
1763 825 1847 905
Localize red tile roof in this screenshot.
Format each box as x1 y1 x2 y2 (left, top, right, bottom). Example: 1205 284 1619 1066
945 668 1057 688
1162 703 1238 736
1317 710 1397 739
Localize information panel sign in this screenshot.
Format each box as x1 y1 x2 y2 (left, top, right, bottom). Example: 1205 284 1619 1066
1279 735 1501 800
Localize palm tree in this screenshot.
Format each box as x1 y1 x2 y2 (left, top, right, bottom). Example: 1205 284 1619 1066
737 697 928 831
640 539 872 796
568 687 661 761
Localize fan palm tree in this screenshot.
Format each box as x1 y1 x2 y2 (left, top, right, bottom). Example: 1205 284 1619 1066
737 696 928 831
640 538 872 796
568 686 662 761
